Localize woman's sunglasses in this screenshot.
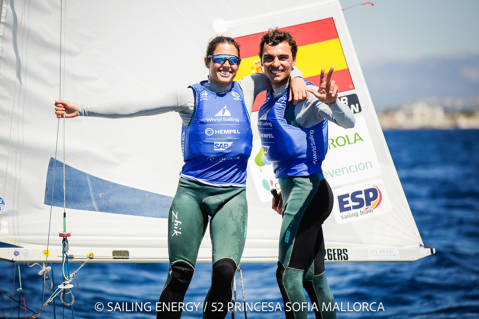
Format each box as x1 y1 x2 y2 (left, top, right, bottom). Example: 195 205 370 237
208 54 241 65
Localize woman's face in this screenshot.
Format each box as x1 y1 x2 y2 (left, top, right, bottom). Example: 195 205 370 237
204 42 240 87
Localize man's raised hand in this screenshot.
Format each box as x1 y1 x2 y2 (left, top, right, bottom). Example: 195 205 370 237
307 67 338 104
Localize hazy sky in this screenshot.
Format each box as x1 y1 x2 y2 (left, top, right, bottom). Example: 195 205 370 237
340 0 479 63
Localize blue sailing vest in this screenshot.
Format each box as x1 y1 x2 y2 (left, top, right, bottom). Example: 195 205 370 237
181 81 252 186
258 88 328 178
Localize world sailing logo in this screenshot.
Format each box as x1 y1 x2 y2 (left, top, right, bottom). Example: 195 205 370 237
0 196 5 213
200 90 208 101
215 105 232 117
231 91 241 101
205 105 239 123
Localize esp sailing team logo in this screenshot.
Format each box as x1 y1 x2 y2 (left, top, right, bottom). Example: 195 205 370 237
334 182 390 223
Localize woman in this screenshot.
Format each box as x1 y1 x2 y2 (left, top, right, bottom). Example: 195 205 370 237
55 35 306 319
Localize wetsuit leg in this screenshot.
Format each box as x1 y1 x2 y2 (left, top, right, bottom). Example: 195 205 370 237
277 175 320 319
302 179 336 319
203 188 248 319
303 248 336 319
158 179 208 319
277 175 336 319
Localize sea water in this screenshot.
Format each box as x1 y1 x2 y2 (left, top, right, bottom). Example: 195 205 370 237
1 129 478 318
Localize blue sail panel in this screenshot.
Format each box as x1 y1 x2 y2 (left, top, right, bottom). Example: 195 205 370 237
44 158 172 218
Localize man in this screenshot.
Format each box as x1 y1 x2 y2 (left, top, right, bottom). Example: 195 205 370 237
257 29 355 319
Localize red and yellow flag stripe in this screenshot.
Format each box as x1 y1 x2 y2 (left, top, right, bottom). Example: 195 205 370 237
234 18 354 111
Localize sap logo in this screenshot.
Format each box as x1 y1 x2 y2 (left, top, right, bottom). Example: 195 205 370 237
232 91 241 100
338 186 382 213
325 248 349 261
215 105 231 117
339 94 362 114
200 90 208 101
214 142 233 151
328 132 363 149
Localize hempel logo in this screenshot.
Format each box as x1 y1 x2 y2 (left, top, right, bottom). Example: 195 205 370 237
205 128 241 136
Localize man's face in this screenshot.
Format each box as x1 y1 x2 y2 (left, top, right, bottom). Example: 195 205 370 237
261 41 296 88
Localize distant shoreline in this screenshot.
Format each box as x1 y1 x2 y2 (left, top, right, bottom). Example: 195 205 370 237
377 103 479 130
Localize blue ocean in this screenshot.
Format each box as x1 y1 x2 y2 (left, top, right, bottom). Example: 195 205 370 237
1 129 478 318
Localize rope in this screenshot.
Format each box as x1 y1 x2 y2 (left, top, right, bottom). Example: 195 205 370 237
29 1 90 316
29 258 91 318
232 270 237 319
29 263 54 291
238 265 247 319
16 264 28 319
45 121 60 262
0 272 31 316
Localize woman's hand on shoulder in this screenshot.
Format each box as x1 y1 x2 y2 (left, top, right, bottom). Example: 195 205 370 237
289 77 309 105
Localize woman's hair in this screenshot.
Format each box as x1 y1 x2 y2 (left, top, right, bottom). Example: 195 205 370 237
206 36 241 58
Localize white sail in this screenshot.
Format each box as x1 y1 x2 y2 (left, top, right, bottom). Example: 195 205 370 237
0 0 434 263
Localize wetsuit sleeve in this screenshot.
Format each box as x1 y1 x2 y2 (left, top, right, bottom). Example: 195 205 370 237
77 88 195 125
237 67 303 114
295 85 355 129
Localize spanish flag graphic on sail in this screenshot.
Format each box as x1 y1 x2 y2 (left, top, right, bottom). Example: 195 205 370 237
234 18 354 111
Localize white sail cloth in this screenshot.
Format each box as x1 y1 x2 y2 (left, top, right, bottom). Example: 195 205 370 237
0 0 433 262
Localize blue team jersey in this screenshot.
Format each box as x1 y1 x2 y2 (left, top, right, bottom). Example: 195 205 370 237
181 81 253 186
258 87 328 178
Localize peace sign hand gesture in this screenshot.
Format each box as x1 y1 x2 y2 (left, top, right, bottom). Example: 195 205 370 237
307 67 338 104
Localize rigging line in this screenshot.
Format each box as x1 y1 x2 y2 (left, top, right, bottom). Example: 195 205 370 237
342 1 375 12
45 120 60 262
62 116 67 234
232 270 237 319
59 0 67 235
238 265 247 319
16 264 28 319
10 262 16 317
